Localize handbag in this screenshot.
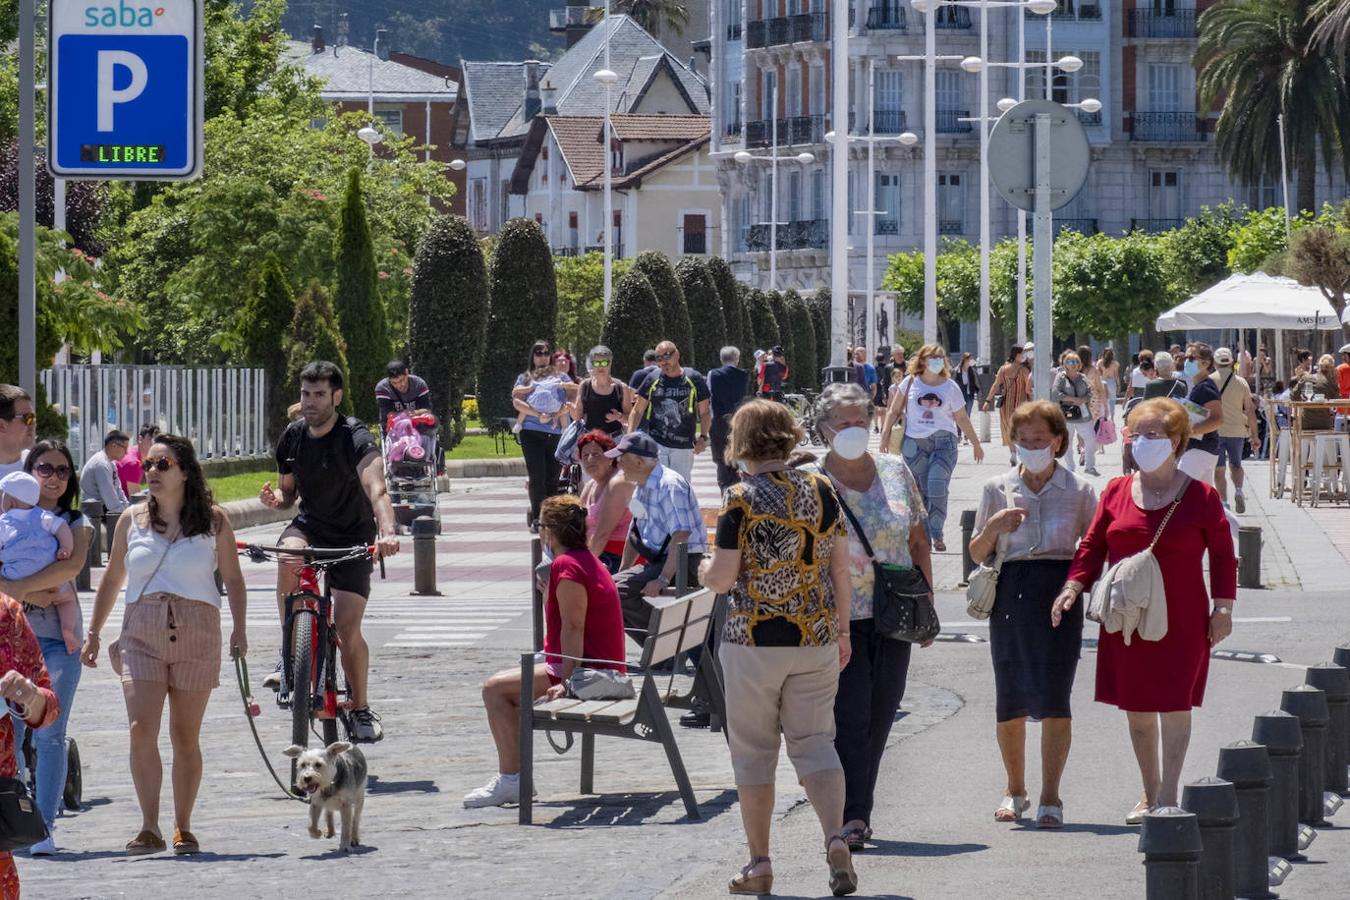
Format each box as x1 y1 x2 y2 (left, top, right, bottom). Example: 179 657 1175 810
1085 480 1188 631
566 667 636 700
887 376 913 455
554 417 584 465
835 492 940 644
966 476 1016 620
1095 416 1118 446
0 776 47 851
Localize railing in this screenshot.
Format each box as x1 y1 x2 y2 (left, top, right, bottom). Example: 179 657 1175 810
746 19 767 48
1077 109 1103 126
938 220 964 235
876 218 899 235
745 219 829 251
724 120 743 139
867 109 908 134
683 231 708 255
1128 9 1197 38
866 4 907 29
726 21 743 41
936 109 972 133
40 365 268 469
553 246 580 257
935 7 972 28
1056 218 1099 235
756 12 828 46
1052 3 1103 20
1130 218 1184 233
549 6 594 31
744 115 826 147
1129 111 1206 142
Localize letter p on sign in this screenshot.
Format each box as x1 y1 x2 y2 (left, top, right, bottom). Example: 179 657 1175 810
97 50 148 132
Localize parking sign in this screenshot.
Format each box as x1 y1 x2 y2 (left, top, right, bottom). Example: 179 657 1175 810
48 0 203 180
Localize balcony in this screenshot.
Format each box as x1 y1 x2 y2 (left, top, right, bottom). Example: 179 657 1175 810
852 109 908 134
724 120 743 140
1056 218 1099 235
935 110 972 134
748 12 828 48
935 7 972 29
938 220 964 235
746 19 767 48
866 4 907 30
683 231 708 255
553 246 580 257
745 219 829 251
1128 9 1197 39
876 218 899 235
1052 2 1103 20
1129 111 1207 142
1077 109 1103 127
1130 218 1184 234
745 115 826 148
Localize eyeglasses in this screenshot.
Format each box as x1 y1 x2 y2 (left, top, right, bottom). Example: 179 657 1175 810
2 412 36 427
32 462 71 480
591 360 611 368
142 458 180 473
656 352 676 362
1066 361 1081 368
533 349 551 357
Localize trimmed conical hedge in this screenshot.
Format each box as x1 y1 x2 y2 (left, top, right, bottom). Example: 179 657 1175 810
810 288 833 377
767 290 794 382
287 281 353 416
240 255 295 443
333 168 390 423
479 218 558 421
708 257 743 355
601 269 665 381
632 251 692 360
675 257 724 371
787 290 817 392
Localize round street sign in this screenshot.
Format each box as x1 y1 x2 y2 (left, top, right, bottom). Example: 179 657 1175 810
988 99 1090 213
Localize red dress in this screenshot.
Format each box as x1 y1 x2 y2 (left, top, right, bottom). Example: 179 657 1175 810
1066 477 1236 712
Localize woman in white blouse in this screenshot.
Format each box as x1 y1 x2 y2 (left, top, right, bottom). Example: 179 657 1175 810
969 401 1098 829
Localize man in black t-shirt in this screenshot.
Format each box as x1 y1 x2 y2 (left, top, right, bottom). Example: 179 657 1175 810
259 361 400 743
628 341 712 484
374 360 431 426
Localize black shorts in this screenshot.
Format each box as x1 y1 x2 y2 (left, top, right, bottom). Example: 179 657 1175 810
282 523 374 598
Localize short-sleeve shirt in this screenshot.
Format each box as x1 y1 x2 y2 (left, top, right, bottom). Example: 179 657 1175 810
632 367 710 449
1186 378 1222 454
716 469 846 647
1130 367 1150 391
1212 370 1253 439
0 452 27 479
275 417 379 546
544 550 627 677
895 376 966 440
116 446 143 499
809 455 926 620
973 465 1097 564
375 375 430 424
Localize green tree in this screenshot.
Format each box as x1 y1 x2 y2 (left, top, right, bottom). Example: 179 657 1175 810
286 281 352 416
333 168 390 422
747 289 781 355
600 270 665 381
555 251 632 357
884 239 982 348
1196 0 1350 214
632 251 690 357
1051 231 1174 341
1157 204 1240 296
235 255 295 443
787 291 817 391
1228 206 1307 272
773 290 800 386
809 288 832 375
737 283 756 364
675 257 725 371
707 257 744 355
1286 207 1350 332
613 0 691 35
479 218 558 420
409 215 491 447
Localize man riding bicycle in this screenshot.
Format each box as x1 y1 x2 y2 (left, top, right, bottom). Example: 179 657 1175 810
259 361 399 743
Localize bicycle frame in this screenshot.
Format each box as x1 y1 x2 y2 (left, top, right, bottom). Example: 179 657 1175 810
278 567 342 727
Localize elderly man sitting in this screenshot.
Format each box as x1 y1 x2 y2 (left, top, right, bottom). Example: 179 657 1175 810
606 432 707 640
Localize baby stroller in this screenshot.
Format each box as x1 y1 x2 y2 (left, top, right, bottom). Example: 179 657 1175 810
383 412 443 534
20 729 82 813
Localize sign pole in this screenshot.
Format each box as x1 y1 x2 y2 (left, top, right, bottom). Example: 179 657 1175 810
1032 112 1053 401
18 0 36 396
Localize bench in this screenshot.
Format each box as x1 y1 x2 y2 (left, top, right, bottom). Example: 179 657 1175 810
517 588 719 825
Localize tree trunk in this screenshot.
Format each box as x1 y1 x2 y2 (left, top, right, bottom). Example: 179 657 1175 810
1297 144 1317 216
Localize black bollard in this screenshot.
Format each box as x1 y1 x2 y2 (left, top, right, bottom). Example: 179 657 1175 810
1304 663 1350 796
1252 711 1303 860
1181 778 1238 900
1281 685 1331 827
103 508 123 554
960 509 977 584
1216 740 1276 900
411 516 441 597
81 500 104 570
1237 526 1262 589
1139 807 1203 900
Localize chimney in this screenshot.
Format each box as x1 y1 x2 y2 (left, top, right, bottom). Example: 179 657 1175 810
688 56 698 76
375 27 389 61
523 60 542 121
311 25 325 54
541 81 558 116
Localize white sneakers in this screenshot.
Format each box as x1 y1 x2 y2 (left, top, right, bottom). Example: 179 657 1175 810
29 833 57 856
463 773 521 808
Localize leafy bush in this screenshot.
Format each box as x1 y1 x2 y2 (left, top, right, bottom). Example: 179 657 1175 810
286 281 352 416
675 257 725 370
738 284 756 364
746 289 780 355
555 251 632 357
409 215 490 448
238 255 295 443
1227 206 1306 273
479 218 558 420
632 251 691 358
333 168 391 423
787 291 817 391
707 257 743 355
1157 204 1240 295
600 270 665 380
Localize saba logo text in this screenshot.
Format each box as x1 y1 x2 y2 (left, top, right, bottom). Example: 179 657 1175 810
84 2 166 27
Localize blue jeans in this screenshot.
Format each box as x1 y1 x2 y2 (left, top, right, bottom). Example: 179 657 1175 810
902 431 958 542
12 637 82 828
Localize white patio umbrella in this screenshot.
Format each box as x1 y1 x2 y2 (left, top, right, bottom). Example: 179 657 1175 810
1156 272 1342 332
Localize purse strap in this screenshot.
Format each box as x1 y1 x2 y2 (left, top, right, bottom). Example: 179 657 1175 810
1145 478 1191 552
991 476 1016 572
133 516 179 604
833 490 878 562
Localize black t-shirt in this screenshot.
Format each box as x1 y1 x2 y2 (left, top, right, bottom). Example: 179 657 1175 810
632 367 711 449
759 361 787 394
276 417 380 545
375 375 430 424
579 379 625 437
1143 377 1188 401
1186 378 1221 454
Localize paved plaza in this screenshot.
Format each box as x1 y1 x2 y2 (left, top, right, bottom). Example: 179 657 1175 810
18 421 1350 900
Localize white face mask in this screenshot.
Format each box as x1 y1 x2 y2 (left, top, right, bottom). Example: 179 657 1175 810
1132 436 1175 473
828 425 870 461
1017 445 1056 474
926 358 946 375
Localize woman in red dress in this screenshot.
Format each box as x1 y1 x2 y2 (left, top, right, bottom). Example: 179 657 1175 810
1052 398 1236 824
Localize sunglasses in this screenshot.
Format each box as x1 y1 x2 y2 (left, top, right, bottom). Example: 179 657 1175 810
32 462 71 480
591 360 612 368
142 457 180 473
656 352 676 362
533 349 551 357
3 412 36 427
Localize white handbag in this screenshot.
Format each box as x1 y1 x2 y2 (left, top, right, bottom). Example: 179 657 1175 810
966 477 1016 620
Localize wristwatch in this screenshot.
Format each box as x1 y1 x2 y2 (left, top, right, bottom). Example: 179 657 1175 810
1213 606 1232 615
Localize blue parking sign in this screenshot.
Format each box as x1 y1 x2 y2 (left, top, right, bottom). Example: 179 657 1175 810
48 0 203 180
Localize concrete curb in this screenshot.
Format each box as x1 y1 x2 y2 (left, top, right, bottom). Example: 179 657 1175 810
219 499 293 532
440 458 527 480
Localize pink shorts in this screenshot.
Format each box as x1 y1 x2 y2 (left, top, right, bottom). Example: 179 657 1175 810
113 593 222 690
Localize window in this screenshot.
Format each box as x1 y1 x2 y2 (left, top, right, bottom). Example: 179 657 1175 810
847 169 856 235
938 173 964 233
787 65 802 119
736 194 752 251
683 213 708 255
1150 170 1181 219
613 210 623 255
762 69 778 120
726 0 742 31
787 170 802 222
470 178 488 231
873 69 903 133
1148 64 1182 112
787 0 802 14
935 70 962 112
374 107 403 136
1251 175 1280 211
810 65 826 117
568 211 579 250
761 170 773 223
541 144 549 184
499 180 510 226
876 172 900 234
812 169 826 219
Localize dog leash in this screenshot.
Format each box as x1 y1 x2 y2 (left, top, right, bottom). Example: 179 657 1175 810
233 652 309 805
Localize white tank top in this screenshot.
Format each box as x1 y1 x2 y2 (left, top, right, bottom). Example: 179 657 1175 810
123 514 221 608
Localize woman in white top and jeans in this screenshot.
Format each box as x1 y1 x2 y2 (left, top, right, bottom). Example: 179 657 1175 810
83 434 247 857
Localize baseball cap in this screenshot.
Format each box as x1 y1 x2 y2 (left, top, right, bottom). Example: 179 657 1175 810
0 472 41 507
1340 343 1350 355
603 432 660 460
1214 347 1234 365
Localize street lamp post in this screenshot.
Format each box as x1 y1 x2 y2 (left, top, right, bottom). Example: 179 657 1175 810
594 2 617 313
831 0 849 368
735 104 815 293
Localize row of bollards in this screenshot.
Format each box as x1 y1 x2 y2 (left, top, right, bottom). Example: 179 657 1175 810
1141 653 1350 899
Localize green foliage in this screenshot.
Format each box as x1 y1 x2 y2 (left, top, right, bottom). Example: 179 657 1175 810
746 289 781 354
479 218 558 420
632 251 691 358
236 256 295 443
409 215 491 448
884 239 981 323
1227 206 1318 273
286 282 352 417
1286 208 1350 323
1157 205 1240 295
767 291 795 383
203 0 310 122
736 283 756 364
1051 231 1174 340
333 169 390 423
675 257 725 371
809 288 832 375
614 0 691 34
600 270 665 381
787 291 817 390
555 252 633 358
707 258 743 353
990 238 1025 333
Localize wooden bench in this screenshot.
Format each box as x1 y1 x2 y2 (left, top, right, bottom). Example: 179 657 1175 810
518 588 719 825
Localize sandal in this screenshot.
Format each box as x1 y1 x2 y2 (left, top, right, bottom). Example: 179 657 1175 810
1035 804 1064 829
125 830 166 856
728 856 772 895
994 795 1029 823
1125 800 1153 825
933 540 947 553
826 834 858 897
841 825 867 852
173 829 200 855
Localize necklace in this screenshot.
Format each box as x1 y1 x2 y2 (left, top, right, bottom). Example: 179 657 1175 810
1138 473 1171 506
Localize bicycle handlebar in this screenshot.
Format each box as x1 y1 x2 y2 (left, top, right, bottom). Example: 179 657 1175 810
235 542 376 563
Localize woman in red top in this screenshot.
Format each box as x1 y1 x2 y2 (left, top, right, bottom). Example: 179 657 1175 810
1052 398 1236 823
0 597 60 899
465 495 626 809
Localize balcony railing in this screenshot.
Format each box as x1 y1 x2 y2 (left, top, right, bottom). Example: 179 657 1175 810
1052 3 1103 20
1130 218 1184 234
1129 111 1206 142
866 4 907 29
745 115 826 148
1077 109 1103 127
876 219 899 235
726 21 742 41
553 246 580 257
938 220 964 235
935 109 972 133
683 231 708 255
724 120 743 139
746 19 767 48
745 219 829 251
1128 9 1197 38
750 12 827 48
852 109 908 134
935 7 972 28
1056 218 1099 235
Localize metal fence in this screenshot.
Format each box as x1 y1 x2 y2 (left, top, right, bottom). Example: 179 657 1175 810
39 365 267 469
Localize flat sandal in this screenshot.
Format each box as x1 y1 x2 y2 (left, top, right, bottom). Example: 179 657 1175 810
826 834 857 897
729 856 772 895
125 830 166 856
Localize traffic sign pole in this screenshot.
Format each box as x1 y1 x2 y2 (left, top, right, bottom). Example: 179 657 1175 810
19 0 36 397
1033 112 1053 402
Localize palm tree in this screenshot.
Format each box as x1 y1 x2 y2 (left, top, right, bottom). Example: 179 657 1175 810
1312 0 1350 58
613 0 691 37
1195 0 1350 213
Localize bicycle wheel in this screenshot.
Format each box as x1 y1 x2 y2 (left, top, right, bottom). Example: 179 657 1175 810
289 611 315 750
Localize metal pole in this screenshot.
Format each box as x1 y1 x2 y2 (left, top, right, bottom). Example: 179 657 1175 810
770 81 778 292
1278 112 1292 235
18 0 35 396
1016 0 1027 345
923 5 937 345
831 0 850 366
977 0 992 443
1032 112 1053 400
866 62 875 348
602 0 614 312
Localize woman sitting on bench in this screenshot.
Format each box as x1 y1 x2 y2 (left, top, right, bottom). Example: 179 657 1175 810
464 495 626 809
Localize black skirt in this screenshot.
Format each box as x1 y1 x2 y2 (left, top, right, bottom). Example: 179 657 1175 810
989 559 1082 723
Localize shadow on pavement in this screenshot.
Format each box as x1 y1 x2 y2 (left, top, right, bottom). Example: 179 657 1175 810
152 851 289 863
1011 822 1138 836
862 838 988 858
539 788 737 827
367 775 439 795
300 844 378 860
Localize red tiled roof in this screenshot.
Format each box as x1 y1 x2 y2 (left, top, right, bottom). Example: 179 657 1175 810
545 114 710 189
607 114 711 142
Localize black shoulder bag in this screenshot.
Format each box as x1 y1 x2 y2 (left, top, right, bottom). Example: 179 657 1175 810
0 717 47 849
834 492 940 644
